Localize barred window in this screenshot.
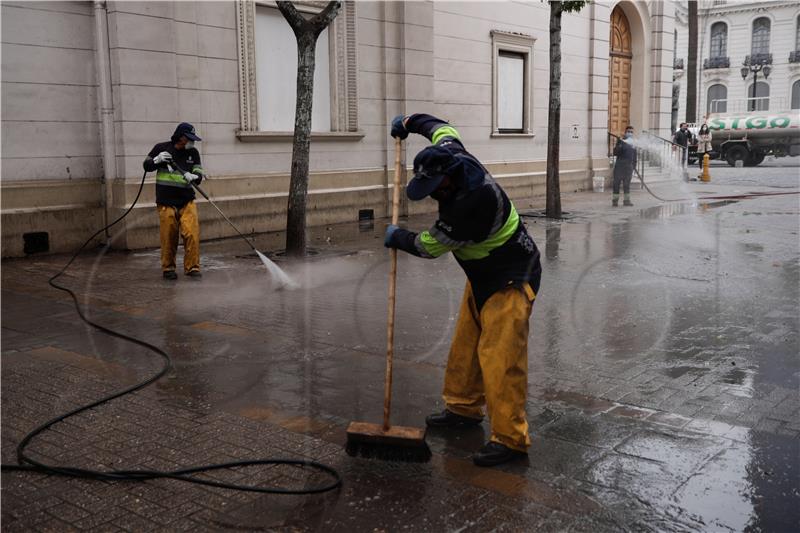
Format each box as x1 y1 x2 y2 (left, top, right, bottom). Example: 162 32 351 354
747 82 769 111
710 22 727 58
751 17 770 56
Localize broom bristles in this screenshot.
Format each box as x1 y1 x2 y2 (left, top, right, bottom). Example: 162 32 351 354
345 421 431 463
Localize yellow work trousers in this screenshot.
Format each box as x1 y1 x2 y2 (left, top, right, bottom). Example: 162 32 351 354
443 282 535 452
157 202 200 274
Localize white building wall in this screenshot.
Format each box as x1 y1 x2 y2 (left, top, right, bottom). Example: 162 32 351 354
1 1 101 181
675 1 800 125
431 1 593 164
1 0 676 256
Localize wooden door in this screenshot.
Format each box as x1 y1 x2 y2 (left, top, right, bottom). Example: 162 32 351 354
608 6 632 137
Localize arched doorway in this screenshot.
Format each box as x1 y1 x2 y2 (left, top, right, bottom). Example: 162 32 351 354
608 6 632 137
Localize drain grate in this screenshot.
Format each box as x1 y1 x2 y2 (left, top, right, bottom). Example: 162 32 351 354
518 210 581 220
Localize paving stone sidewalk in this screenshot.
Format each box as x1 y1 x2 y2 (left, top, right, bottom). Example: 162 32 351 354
3 183 799 531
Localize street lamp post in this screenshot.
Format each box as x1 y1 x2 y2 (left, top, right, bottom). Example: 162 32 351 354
741 60 771 111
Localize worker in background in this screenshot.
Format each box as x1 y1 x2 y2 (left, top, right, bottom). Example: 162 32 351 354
612 126 637 206
143 123 205 280
386 113 542 467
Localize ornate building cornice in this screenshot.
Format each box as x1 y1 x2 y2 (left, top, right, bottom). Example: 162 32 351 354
676 1 797 21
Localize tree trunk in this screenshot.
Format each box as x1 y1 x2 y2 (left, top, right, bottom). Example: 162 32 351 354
546 1 563 219
285 33 315 257
686 0 698 123
277 1 340 258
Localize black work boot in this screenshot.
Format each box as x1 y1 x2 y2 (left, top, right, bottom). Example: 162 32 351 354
186 270 202 279
163 270 178 280
472 441 527 467
425 409 482 428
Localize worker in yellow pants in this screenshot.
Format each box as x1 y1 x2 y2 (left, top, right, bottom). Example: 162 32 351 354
385 113 542 466
442 281 535 453
144 122 205 280
157 202 200 278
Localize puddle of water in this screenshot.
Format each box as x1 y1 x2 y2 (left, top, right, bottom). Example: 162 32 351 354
721 367 750 385
639 200 738 220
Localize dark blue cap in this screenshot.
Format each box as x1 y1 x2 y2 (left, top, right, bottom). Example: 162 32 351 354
407 145 461 201
172 122 201 141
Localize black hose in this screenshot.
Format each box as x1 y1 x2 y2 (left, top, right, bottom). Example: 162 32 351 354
1 170 342 495
634 168 800 203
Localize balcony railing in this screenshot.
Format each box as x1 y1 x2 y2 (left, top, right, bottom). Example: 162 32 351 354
674 58 684 69
744 53 772 66
704 56 730 69
790 51 800 63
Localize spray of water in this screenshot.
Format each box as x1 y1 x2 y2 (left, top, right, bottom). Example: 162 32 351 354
622 134 700 201
255 250 300 290
624 135 687 182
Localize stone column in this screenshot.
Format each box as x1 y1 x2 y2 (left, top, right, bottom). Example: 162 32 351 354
587 2 612 178
650 0 676 138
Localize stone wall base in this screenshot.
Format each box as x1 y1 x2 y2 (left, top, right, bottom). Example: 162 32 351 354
2 158 607 257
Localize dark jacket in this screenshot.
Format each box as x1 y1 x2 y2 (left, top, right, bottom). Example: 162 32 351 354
388 114 541 310
613 137 637 171
673 128 692 148
143 142 204 207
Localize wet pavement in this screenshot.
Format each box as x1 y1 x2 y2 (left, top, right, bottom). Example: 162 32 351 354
2 163 799 531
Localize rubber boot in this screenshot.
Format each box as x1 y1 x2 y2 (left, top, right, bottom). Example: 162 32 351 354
623 194 633 206
612 194 619 207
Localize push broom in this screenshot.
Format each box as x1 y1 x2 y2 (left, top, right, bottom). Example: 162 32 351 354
345 137 431 463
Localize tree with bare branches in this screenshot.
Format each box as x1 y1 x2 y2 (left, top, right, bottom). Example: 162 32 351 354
276 1 341 257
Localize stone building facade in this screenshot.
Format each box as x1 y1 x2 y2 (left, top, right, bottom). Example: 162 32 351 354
673 0 800 127
1 0 676 257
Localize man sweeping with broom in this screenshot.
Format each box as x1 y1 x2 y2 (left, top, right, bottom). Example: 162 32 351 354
385 114 542 467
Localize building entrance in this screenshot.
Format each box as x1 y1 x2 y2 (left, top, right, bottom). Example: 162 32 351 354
608 6 632 137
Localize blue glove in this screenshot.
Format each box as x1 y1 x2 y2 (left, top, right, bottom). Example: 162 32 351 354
390 115 408 140
384 224 400 248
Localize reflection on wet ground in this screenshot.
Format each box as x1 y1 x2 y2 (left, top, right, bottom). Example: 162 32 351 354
2 181 799 530
637 199 738 219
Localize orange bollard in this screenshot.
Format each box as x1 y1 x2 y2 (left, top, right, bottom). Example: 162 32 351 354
700 153 711 182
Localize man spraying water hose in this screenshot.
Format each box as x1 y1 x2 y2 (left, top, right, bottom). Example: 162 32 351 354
612 126 637 207
143 122 206 280
385 114 542 467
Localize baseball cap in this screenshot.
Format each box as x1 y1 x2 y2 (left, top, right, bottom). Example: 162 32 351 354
406 145 460 201
172 122 202 141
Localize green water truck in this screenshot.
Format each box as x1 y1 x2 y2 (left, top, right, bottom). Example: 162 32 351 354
703 110 800 167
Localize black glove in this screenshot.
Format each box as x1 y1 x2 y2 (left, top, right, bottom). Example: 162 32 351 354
391 115 408 140
384 224 400 248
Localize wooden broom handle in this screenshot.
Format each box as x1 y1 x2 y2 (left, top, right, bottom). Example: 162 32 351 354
383 137 402 430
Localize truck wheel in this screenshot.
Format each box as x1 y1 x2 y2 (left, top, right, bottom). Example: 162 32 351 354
726 146 748 167
745 152 765 166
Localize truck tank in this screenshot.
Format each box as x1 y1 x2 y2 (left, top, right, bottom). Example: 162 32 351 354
703 108 800 166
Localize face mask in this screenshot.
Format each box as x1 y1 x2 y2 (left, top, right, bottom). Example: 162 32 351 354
185 141 195 149
430 180 457 202
624 132 633 139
